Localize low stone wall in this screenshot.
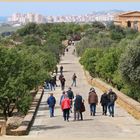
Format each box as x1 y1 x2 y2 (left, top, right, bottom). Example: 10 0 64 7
7 88 44 136
0 120 6 136
85 70 140 120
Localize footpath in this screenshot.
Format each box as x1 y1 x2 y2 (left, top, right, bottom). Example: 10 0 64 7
28 45 140 139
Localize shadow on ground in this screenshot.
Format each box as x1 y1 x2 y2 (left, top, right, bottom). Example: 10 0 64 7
31 125 64 131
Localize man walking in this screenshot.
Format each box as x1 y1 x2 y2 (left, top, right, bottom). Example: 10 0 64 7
60 65 63 74
47 93 56 117
71 73 77 87
107 89 117 117
60 76 66 90
74 93 84 121
67 87 74 112
88 88 98 116
100 91 109 116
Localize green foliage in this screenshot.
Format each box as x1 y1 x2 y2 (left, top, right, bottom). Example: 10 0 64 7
78 22 140 102
23 35 42 46
92 21 105 30
119 36 140 88
16 95 32 115
80 48 103 76
95 47 123 80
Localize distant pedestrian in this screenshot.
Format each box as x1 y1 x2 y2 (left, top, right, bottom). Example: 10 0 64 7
100 91 109 116
107 89 117 117
71 73 77 87
49 78 55 91
67 87 74 112
47 93 56 117
60 76 66 90
61 95 71 121
60 65 63 74
60 91 66 105
53 74 57 87
88 88 98 116
45 79 50 89
74 93 84 121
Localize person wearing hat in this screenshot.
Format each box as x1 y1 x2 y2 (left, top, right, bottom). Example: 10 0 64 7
88 88 98 116
100 90 109 115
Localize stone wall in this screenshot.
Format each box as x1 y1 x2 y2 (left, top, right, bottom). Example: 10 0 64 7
0 120 6 136
7 88 44 136
85 70 140 120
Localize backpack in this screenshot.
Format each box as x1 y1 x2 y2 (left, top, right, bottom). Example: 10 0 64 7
109 92 117 102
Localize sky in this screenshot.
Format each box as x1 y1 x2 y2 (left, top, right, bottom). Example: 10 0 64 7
0 2 140 16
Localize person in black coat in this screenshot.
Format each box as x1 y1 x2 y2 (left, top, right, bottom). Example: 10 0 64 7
74 93 83 121
100 91 109 116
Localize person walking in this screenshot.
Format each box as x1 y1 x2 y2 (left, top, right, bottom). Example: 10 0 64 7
47 93 56 117
67 87 74 112
60 91 66 105
107 89 117 117
61 95 71 121
100 91 109 116
74 93 84 121
49 78 55 91
71 73 77 87
60 65 63 74
60 76 66 90
88 88 98 116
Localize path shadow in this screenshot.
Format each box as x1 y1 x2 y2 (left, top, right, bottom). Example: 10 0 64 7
81 118 93 121
38 106 61 111
31 125 64 131
60 62 73 65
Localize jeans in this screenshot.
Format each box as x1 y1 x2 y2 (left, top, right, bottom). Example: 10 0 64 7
108 102 114 116
49 106 54 117
102 104 107 115
74 110 83 120
90 103 96 115
61 83 65 90
71 80 76 87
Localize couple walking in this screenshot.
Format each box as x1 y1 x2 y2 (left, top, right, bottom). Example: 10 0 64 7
60 91 84 121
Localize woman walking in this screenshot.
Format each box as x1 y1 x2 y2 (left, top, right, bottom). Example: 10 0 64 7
61 95 71 121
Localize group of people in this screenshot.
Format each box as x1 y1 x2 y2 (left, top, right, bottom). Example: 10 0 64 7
46 64 117 121
59 66 77 90
47 87 84 121
88 88 117 117
44 75 57 91
47 87 117 122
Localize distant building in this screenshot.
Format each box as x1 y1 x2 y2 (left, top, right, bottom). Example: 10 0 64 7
114 11 140 31
8 13 46 25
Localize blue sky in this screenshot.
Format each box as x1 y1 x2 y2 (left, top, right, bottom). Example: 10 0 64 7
0 2 140 16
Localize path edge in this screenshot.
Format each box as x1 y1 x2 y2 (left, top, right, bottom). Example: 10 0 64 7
7 88 44 136
84 70 140 120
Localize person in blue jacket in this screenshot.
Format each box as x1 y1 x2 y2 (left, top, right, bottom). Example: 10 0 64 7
47 93 56 117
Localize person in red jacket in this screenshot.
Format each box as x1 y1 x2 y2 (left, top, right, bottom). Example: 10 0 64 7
61 95 71 121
